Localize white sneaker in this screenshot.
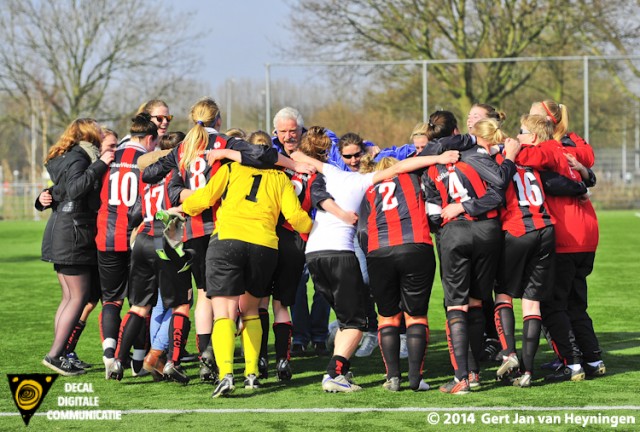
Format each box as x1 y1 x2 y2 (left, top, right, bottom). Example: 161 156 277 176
399 334 408 359
412 379 430 392
355 332 377 357
322 374 362 393
103 356 115 380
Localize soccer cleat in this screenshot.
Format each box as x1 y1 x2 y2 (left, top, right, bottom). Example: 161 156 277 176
313 341 330 356
545 365 585 382
326 320 340 351
290 343 307 357
163 361 190 384
276 358 292 381
258 357 268 380
540 358 563 371
66 352 92 369
399 334 409 359
439 377 470 395
480 338 501 362
496 353 520 379
180 349 199 363
211 374 235 398
107 359 124 381
584 361 606 377
468 371 481 389
322 374 362 393
131 363 150 377
244 374 261 389
199 347 218 383
382 376 401 392
513 371 532 388
103 356 115 380
411 379 430 392
355 332 377 357
42 355 85 377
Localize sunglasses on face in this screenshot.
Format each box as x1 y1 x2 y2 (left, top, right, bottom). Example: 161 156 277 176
519 129 532 135
152 115 173 124
342 151 362 160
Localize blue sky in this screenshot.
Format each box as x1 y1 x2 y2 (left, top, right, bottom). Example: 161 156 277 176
179 0 294 88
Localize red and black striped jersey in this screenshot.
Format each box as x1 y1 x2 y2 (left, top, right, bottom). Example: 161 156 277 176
96 143 146 252
363 173 432 252
137 170 174 238
172 134 230 241
496 152 554 237
423 160 499 227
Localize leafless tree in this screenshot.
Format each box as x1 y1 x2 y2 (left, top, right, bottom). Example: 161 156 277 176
290 0 640 115
0 0 199 133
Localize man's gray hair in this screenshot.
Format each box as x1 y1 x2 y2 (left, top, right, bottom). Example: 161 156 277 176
273 107 304 130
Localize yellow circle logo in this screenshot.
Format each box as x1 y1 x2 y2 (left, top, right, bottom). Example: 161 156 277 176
15 379 43 411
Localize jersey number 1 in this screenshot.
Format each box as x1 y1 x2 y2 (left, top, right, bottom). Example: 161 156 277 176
245 174 263 203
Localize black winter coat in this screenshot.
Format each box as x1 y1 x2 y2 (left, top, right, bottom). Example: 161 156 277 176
41 143 108 265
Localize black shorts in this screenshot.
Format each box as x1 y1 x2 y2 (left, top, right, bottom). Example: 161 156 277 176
270 227 306 306
496 226 555 301
205 237 278 299
128 234 191 309
54 264 93 276
97 250 130 302
437 219 502 307
53 264 101 303
185 236 209 290
306 250 367 331
367 243 436 317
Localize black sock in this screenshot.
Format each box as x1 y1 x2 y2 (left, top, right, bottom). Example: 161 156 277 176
197 333 211 355
168 312 190 364
100 302 122 358
494 302 516 356
327 355 350 378
116 311 145 363
379 325 400 379
483 296 498 339
467 306 485 372
259 308 270 359
273 321 292 360
131 315 149 372
406 323 428 389
64 320 86 355
522 315 542 373
445 309 468 381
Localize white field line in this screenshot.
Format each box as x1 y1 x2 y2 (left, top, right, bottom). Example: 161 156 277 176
2 406 639 416
635 212 640 218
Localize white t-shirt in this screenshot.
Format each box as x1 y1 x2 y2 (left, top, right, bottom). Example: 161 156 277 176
305 163 375 253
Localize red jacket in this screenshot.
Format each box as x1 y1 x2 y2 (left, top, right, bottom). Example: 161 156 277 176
547 133 598 253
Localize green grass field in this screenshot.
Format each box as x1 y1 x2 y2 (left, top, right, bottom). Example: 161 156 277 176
0 211 639 431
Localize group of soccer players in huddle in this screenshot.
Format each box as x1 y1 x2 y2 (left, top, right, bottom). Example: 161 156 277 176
39 95 604 398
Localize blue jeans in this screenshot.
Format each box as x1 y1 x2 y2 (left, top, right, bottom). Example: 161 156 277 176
354 236 378 332
150 293 172 351
291 264 330 345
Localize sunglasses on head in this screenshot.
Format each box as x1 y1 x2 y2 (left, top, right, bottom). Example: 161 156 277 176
342 151 362 160
152 115 173 123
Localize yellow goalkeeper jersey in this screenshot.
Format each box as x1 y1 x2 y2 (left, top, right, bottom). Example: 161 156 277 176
182 162 312 249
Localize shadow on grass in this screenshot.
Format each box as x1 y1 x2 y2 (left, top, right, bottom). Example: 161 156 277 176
0 254 41 263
